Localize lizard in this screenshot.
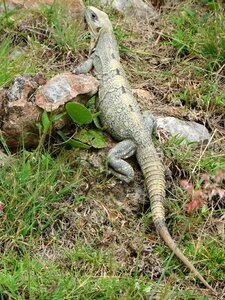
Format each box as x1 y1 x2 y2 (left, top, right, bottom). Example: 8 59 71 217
73 6 215 293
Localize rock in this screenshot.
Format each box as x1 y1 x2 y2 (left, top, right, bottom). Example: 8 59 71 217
2 74 46 148
0 88 7 126
0 72 98 149
36 73 99 112
2 96 42 149
99 0 159 19
7 73 47 103
157 117 211 143
0 2 18 14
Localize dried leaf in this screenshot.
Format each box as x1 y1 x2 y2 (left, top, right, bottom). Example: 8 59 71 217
181 180 194 195
217 188 225 199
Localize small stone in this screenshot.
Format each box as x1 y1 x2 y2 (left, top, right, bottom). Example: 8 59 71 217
36 73 99 112
157 117 211 143
133 89 153 100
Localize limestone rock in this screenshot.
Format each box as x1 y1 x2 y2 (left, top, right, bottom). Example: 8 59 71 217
0 88 7 126
36 73 99 112
99 0 159 19
2 98 40 149
157 117 211 143
2 74 46 148
7 73 47 103
0 72 98 149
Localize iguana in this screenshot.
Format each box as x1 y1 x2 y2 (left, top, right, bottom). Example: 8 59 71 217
73 6 215 293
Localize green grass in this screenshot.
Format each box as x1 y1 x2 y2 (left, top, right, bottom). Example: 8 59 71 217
0 149 84 250
0 253 148 299
166 1 225 111
169 2 225 71
0 1 89 87
0 36 37 87
163 135 225 175
39 2 87 53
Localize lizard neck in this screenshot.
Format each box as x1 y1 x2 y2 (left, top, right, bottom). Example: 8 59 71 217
95 29 119 55
91 29 125 85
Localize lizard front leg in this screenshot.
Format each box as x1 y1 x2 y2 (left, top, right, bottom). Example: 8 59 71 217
107 139 137 183
73 57 93 74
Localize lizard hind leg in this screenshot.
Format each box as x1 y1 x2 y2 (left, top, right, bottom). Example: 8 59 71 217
107 139 137 183
142 111 157 136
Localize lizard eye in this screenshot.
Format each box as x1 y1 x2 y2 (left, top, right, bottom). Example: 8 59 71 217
90 11 97 21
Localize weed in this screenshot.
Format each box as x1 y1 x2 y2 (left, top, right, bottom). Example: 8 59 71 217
39 2 87 53
181 165 225 215
169 3 225 72
0 36 36 87
0 0 18 30
0 149 84 252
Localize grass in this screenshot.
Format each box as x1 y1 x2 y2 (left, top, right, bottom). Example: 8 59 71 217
0 149 82 250
168 1 225 71
166 1 225 112
40 3 87 53
0 36 37 86
0 1 88 87
0 0 225 299
0 253 146 299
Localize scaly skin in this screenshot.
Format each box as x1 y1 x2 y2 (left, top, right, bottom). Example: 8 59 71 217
74 6 215 293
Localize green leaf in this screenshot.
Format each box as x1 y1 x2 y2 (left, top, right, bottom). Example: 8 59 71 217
86 96 96 109
68 139 91 149
57 130 91 149
21 161 32 180
66 102 92 125
41 111 51 133
92 112 107 130
57 130 68 141
36 122 42 132
76 129 106 148
51 112 67 122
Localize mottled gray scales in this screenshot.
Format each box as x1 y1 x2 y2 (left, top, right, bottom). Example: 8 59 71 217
73 6 215 293
121 86 126 94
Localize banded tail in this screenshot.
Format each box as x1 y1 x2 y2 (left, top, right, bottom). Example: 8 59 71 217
136 143 215 293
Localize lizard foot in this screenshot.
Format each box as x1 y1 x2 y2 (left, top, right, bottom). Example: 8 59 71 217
107 139 137 183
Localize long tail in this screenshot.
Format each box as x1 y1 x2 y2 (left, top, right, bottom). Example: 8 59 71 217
136 143 215 293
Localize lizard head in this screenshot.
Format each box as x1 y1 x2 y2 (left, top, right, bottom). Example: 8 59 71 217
85 6 113 37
